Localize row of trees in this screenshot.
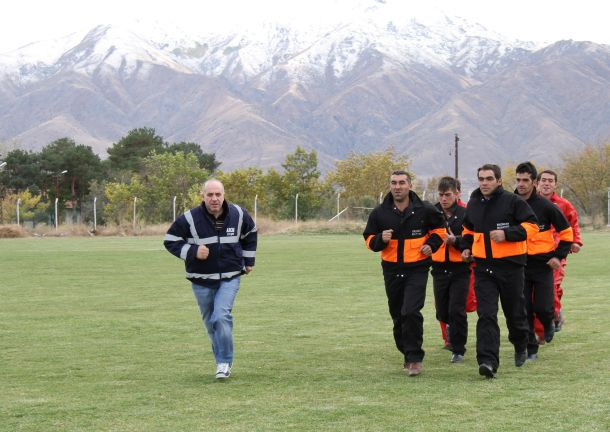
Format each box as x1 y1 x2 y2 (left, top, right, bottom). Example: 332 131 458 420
0 126 412 225
1 129 608 226
0 128 220 224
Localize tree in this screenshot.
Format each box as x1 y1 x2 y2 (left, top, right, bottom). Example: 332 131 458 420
138 151 209 223
218 167 265 213
104 180 141 225
0 149 42 193
329 148 411 201
0 190 49 224
107 127 166 174
165 142 221 173
261 168 288 219
39 138 102 204
278 146 324 220
561 142 610 221
421 176 443 203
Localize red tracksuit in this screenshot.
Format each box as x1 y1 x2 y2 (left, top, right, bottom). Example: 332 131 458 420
534 192 583 338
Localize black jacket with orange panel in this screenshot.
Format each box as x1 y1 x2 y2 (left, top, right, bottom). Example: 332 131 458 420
521 192 573 267
461 186 539 269
363 191 445 274
431 201 470 274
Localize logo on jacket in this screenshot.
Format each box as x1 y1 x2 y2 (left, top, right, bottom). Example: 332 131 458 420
496 222 509 229
411 229 423 236
226 227 236 235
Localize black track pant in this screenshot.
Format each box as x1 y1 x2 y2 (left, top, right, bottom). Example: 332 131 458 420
433 269 470 355
384 267 429 363
474 265 528 371
524 264 555 355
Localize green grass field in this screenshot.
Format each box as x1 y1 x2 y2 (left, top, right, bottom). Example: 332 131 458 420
1 233 609 431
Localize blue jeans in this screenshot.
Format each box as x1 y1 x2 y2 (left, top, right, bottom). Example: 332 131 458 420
192 277 241 364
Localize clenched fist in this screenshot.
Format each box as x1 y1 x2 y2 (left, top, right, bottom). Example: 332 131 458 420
196 245 210 260
381 229 394 243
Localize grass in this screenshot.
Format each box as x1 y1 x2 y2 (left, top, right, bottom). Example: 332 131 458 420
1 233 609 431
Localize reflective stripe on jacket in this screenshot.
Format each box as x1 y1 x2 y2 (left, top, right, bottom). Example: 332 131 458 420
431 201 469 265
461 186 538 267
164 201 257 284
363 191 445 273
523 192 573 265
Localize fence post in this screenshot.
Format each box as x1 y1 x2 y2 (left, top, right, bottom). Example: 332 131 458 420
336 192 341 221
54 198 59 230
607 188 610 227
16 198 21 225
93 197 97 231
173 196 177 221
254 194 258 225
133 197 138 230
295 193 299 224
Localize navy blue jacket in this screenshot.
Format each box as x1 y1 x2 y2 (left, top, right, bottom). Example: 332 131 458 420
164 201 257 286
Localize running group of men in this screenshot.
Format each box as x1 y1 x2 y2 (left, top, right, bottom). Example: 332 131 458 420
364 162 583 378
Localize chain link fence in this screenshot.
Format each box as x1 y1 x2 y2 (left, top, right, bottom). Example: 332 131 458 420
4 188 610 231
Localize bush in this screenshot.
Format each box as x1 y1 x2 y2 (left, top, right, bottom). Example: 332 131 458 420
0 224 29 238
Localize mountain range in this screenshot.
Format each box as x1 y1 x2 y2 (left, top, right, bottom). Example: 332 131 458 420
0 0 609 181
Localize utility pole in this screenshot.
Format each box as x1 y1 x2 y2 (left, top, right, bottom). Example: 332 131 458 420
454 133 459 179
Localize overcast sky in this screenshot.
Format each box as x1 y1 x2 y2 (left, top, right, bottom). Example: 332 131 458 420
1 0 609 53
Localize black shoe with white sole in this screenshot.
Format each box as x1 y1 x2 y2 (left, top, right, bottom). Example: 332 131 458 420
479 363 496 379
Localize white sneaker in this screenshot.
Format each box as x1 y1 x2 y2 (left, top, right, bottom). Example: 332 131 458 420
215 363 231 379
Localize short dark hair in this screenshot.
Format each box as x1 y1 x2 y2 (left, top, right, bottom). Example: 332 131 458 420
477 164 501 180
438 176 459 193
537 169 558 182
391 170 412 182
516 161 537 181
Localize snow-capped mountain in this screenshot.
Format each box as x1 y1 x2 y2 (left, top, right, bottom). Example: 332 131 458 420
0 0 608 178
0 1 536 84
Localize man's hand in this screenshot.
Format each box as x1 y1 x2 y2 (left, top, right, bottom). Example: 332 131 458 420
445 226 456 245
570 243 581 253
381 229 393 243
489 230 506 242
196 245 209 260
420 244 432 257
547 257 561 270
244 266 253 274
461 249 472 261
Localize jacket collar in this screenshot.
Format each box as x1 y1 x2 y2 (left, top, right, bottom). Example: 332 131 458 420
435 200 459 216
513 188 539 203
382 190 423 210
472 185 504 201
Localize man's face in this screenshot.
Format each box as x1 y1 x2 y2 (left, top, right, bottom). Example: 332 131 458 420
438 189 458 211
203 181 225 214
478 169 501 198
390 174 410 202
538 173 557 197
515 172 536 197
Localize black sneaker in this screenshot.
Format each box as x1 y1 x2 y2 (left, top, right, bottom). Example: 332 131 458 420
515 350 527 367
479 363 496 379
526 353 538 362
451 353 465 363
